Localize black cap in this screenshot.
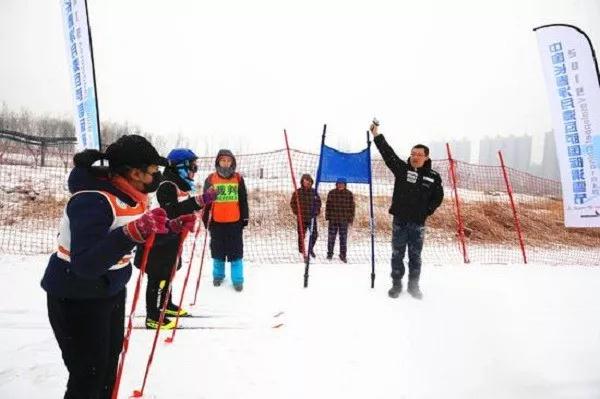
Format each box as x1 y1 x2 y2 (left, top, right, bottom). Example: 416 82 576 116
105 135 168 170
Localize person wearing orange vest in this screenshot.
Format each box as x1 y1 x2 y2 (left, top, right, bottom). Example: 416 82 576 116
40 135 195 399
202 149 249 291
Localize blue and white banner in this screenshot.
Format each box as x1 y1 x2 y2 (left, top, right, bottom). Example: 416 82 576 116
535 24 600 227
62 0 100 150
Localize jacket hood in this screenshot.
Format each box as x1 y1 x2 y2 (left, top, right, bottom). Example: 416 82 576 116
163 167 194 192
214 149 236 169
67 166 137 206
300 173 314 187
215 149 237 178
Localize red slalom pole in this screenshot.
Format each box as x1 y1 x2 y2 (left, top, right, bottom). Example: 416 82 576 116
110 233 155 399
446 143 470 264
284 129 307 260
190 209 211 306
132 230 189 398
498 150 528 264
166 212 205 343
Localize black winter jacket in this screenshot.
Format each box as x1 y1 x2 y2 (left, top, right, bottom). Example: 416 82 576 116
290 188 322 223
41 167 136 299
374 134 444 224
325 188 355 224
134 167 202 278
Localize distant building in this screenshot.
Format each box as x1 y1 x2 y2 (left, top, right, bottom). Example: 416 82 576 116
416 133 558 180
478 135 532 171
429 139 471 162
541 131 560 180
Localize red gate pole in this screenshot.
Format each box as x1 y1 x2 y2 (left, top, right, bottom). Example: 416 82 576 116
190 210 211 306
446 143 470 264
284 129 307 260
111 233 155 399
498 150 528 264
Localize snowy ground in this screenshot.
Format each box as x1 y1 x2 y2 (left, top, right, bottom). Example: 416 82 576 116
2 254 600 399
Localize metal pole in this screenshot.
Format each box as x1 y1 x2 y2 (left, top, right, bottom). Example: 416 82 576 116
367 131 376 288
83 0 103 154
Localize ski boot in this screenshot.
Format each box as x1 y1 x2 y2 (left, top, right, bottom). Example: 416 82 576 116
213 278 224 287
407 279 423 300
388 280 402 298
165 302 189 317
145 316 176 330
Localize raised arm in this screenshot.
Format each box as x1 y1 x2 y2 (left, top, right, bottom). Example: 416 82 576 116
373 134 407 176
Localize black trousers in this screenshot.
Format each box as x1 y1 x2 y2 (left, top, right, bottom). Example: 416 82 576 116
297 219 318 253
146 276 176 320
210 222 244 261
327 221 349 257
47 289 125 399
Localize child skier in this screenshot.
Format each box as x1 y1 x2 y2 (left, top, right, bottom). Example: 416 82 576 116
136 148 216 329
202 149 249 291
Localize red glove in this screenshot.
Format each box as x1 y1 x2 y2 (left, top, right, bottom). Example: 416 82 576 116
123 208 168 243
168 213 197 234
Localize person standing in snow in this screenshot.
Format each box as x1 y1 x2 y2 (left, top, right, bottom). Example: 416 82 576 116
370 120 444 299
202 149 249 291
41 135 196 398
136 148 216 329
290 173 321 258
325 177 355 263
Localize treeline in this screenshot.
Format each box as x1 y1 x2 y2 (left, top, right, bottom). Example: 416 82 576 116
0 104 190 153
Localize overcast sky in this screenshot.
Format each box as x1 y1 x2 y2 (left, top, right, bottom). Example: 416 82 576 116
1 0 600 157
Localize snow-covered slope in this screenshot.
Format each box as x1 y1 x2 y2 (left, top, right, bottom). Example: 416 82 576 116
1 254 600 399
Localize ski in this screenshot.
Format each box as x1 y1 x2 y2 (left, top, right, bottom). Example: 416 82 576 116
271 311 285 328
134 314 222 319
132 311 286 330
133 325 246 330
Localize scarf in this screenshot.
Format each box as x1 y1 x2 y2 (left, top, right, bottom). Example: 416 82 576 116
111 175 149 210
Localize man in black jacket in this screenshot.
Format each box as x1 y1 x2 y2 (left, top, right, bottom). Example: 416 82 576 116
370 120 444 299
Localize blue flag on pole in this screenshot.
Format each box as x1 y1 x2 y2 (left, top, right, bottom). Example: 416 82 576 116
318 144 371 184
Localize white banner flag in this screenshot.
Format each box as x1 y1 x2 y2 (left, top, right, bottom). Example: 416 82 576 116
535 24 600 227
62 0 100 151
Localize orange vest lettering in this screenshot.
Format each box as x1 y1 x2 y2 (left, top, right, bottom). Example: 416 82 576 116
209 173 241 223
